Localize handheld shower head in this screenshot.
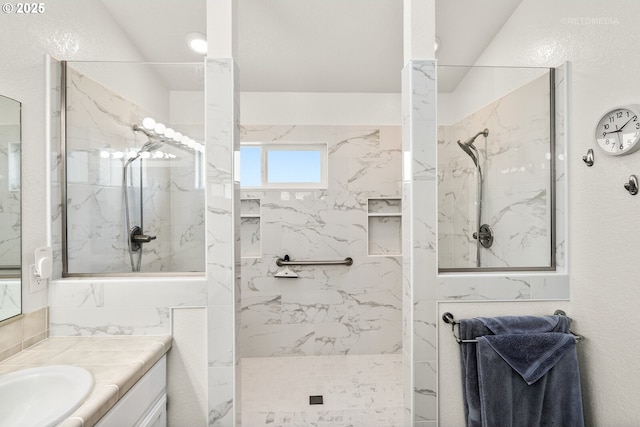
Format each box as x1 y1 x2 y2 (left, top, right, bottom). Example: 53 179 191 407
457 128 488 169
457 140 479 167
125 138 164 166
139 138 164 153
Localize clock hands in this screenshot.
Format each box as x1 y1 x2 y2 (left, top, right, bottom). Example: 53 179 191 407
618 115 637 132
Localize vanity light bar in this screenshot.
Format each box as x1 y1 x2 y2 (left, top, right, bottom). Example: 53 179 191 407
133 117 205 153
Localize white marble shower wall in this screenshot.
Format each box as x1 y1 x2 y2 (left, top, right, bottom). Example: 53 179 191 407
64 65 204 274
240 125 402 357
438 73 552 269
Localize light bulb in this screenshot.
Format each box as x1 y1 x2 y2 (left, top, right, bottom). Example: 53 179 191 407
113 151 124 159
100 151 110 159
140 152 151 159
127 150 138 159
186 32 207 55
164 128 175 138
154 123 166 134
142 117 156 130
173 132 183 142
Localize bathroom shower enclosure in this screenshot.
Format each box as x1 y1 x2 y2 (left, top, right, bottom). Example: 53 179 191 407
61 61 206 276
438 66 555 271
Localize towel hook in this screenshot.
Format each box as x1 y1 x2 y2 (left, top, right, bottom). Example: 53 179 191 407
582 149 594 167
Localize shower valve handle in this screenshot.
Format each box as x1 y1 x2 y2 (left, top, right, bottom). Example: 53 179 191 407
472 224 494 248
132 234 156 243
129 225 156 252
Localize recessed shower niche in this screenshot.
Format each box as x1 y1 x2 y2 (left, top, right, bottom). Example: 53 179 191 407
438 65 557 272
60 61 205 276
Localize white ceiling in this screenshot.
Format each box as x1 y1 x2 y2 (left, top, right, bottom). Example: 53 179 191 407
100 0 523 93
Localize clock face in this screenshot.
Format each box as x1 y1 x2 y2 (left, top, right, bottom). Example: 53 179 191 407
595 106 640 155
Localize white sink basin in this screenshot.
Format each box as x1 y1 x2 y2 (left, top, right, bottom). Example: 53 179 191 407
0 365 94 427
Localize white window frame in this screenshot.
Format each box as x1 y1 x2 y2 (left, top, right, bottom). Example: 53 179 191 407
240 142 328 190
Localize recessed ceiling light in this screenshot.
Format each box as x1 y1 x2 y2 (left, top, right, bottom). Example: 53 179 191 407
186 32 207 55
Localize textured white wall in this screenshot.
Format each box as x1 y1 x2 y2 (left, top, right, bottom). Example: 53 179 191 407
444 1 640 425
241 92 401 126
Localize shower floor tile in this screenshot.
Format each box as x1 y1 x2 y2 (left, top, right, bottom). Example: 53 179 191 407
240 353 403 427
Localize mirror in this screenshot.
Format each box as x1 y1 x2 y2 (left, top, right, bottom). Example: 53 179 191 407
0 94 21 321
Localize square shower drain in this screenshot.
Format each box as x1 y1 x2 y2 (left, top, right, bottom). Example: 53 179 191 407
309 395 324 405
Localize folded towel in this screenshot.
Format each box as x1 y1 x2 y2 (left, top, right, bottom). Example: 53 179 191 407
459 315 573 427
476 333 584 427
479 332 576 385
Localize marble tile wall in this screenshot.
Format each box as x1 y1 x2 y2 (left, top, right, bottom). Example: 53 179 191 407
205 58 239 427
402 60 439 427
48 277 207 336
239 125 402 358
64 64 204 274
438 73 552 269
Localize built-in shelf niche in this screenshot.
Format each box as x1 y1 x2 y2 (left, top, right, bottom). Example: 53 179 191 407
240 198 261 258
367 198 401 256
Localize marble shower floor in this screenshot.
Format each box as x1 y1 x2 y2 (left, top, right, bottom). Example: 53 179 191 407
240 353 403 427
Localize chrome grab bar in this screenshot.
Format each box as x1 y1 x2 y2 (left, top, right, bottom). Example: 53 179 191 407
276 254 353 267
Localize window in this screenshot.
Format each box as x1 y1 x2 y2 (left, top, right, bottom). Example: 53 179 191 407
240 143 327 189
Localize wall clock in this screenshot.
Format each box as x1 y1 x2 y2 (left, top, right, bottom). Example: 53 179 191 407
595 105 640 155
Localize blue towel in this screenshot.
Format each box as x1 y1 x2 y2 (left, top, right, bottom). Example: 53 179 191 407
477 315 566 335
476 333 584 426
458 315 580 427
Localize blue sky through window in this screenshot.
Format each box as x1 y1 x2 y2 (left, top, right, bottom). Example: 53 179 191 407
267 150 321 183
240 146 261 187
240 145 324 187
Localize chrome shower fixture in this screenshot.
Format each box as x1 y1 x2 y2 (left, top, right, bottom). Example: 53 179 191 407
456 128 488 168
456 128 492 267
457 140 480 167
458 128 489 147
124 138 165 166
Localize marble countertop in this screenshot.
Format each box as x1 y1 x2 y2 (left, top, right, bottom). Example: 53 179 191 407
0 335 172 427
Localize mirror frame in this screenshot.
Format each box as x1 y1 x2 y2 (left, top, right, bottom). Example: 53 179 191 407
0 94 22 322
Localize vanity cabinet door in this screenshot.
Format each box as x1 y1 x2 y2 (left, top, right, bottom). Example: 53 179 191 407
137 394 167 427
95 356 167 427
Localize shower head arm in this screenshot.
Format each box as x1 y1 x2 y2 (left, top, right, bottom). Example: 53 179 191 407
460 128 489 146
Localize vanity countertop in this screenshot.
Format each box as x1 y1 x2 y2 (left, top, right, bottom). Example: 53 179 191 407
0 335 172 427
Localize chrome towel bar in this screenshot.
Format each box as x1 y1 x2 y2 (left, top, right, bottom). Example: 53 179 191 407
276 254 353 267
442 310 584 344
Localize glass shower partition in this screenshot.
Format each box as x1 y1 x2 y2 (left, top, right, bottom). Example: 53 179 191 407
62 61 205 275
437 66 555 272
